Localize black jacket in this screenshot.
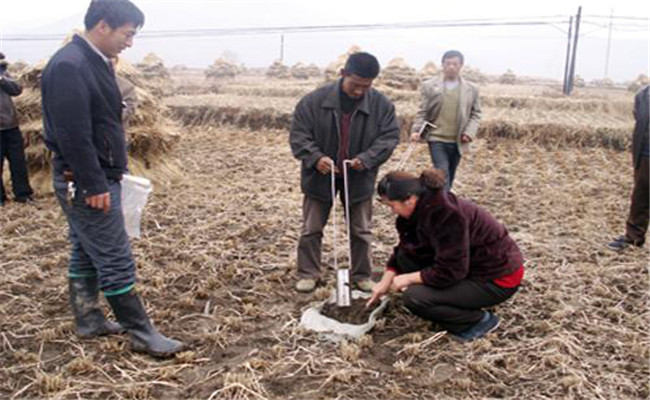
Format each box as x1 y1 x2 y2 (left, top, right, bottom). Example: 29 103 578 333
289 80 400 203
388 190 523 289
0 70 22 130
632 85 649 169
42 34 126 197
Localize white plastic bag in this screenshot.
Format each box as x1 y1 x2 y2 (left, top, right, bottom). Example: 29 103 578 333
120 174 153 239
299 289 389 343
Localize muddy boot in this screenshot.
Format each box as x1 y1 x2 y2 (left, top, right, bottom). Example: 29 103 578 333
106 289 185 358
69 277 124 338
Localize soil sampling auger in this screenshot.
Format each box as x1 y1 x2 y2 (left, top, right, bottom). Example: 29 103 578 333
331 159 354 307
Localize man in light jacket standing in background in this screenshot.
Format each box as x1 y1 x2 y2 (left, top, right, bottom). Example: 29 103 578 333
410 50 481 191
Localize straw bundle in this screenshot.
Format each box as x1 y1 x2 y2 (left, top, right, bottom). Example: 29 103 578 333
420 61 438 81
499 69 517 85
324 45 362 81
135 53 172 96
462 65 487 84
627 74 648 93
378 57 419 90
205 58 242 79
12 56 179 188
290 62 321 79
7 60 28 76
590 78 614 88
574 75 586 88
266 60 290 79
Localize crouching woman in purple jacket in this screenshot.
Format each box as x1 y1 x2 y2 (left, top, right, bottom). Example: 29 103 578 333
367 169 524 341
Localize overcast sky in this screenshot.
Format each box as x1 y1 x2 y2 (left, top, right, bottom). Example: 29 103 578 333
1 0 648 81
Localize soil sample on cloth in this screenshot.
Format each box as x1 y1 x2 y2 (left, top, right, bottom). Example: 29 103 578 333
320 298 379 324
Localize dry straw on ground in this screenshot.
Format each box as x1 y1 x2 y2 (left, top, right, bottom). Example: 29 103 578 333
1 122 647 399
1 71 646 399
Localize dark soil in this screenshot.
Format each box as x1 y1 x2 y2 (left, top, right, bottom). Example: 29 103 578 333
320 298 380 324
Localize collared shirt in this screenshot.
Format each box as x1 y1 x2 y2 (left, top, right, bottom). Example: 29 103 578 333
80 34 111 66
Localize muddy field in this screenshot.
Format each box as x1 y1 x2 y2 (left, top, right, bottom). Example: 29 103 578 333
1 75 648 399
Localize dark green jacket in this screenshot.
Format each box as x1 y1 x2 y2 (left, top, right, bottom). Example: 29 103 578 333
290 80 400 203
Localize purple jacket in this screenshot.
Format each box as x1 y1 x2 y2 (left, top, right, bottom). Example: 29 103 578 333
387 189 523 288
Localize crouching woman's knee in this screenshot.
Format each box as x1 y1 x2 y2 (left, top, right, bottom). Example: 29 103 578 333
402 285 432 314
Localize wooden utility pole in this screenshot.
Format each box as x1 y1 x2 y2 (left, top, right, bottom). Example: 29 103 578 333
563 16 574 95
604 8 613 78
566 6 582 95
280 34 285 62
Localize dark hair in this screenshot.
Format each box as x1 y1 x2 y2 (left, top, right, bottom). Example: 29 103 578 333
377 169 446 201
442 50 464 65
343 52 380 79
84 0 145 30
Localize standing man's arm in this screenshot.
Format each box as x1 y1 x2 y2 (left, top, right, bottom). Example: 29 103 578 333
0 72 23 96
289 96 335 174
353 101 400 170
461 87 482 143
45 62 110 209
410 83 433 142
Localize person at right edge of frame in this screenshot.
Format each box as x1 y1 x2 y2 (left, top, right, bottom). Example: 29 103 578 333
410 50 481 192
608 84 649 251
42 0 185 358
290 52 400 293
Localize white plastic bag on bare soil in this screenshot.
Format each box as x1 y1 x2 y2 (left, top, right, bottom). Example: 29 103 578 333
300 290 389 343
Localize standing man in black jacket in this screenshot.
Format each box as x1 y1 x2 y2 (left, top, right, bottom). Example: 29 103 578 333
42 0 184 358
608 85 650 251
0 52 33 206
290 52 400 293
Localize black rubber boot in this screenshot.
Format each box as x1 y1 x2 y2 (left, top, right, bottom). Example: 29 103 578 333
69 277 124 338
106 289 185 358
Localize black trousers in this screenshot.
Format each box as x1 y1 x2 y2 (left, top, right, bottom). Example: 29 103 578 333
625 156 649 244
396 249 518 334
0 127 33 201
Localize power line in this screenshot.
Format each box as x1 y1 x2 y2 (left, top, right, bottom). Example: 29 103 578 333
1 17 570 42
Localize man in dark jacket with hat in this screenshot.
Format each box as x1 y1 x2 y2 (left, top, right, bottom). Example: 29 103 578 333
42 0 184 358
290 52 400 292
0 52 33 206
608 85 650 251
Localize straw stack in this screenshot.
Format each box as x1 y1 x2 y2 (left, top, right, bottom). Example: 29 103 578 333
378 57 419 90
324 45 362 82
266 60 290 79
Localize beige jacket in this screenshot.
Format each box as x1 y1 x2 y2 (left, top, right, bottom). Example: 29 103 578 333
412 77 481 154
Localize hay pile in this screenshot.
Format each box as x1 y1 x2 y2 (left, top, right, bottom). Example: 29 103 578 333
378 57 419 90
6 60 28 76
324 45 362 81
590 78 614 88
135 53 172 96
205 58 241 79
627 74 648 93
266 60 290 79
290 62 321 79
12 57 179 191
462 65 487 84
420 61 438 80
499 69 517 85
574 75 586 88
